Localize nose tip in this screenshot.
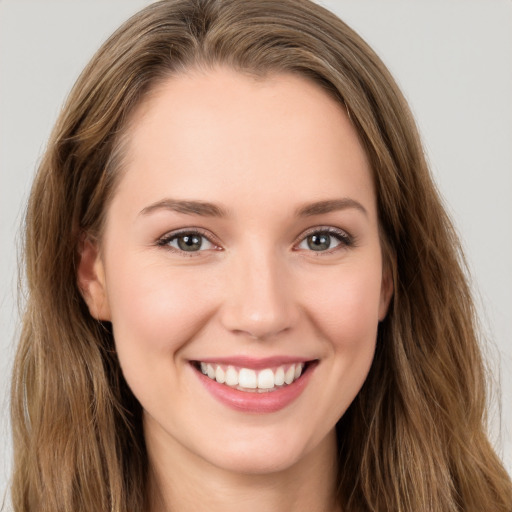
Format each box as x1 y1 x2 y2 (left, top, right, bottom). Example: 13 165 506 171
229 310 291 341
219 255 298 341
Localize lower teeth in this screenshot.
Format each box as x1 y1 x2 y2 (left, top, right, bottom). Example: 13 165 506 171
233 385 282 393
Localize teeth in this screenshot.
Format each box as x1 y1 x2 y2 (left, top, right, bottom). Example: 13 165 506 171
215 366 226 384
257 369 275 389
238 368 257 389
274 367 285 386
225 366 238 386
284 365 295 385
198 362 307 391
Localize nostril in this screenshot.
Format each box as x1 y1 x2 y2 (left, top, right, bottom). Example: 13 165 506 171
231 325 291 341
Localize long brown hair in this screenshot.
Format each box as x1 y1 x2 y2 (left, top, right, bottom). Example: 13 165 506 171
11 0 512 510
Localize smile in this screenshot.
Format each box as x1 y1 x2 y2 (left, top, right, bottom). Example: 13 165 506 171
191 358 317 413
197 362 305 392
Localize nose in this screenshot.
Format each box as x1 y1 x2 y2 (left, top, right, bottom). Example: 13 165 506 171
219 248 299 340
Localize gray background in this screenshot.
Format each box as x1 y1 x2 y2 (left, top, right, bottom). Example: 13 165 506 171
1 0 511 501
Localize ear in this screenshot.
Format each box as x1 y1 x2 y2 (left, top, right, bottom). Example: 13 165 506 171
77 235 111 321
378 265 394 321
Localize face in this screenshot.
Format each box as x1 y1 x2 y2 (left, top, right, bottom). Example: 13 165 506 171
79 67 392 476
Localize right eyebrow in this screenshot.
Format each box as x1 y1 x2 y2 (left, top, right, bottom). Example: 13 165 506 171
139 198 228 218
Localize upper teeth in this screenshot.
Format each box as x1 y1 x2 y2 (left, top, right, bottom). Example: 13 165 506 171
199 362 305 391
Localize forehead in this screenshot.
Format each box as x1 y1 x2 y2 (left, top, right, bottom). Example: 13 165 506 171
114 66 376 220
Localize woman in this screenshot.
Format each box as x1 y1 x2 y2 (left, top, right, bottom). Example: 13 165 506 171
10 0 512 511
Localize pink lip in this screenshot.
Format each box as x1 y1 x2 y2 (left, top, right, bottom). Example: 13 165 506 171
195 356 311 370
192 360 317 413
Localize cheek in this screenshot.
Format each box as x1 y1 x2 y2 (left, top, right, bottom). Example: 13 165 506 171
289 260 383 433
104 255 218 355
301 262 384 350
103 255 222 411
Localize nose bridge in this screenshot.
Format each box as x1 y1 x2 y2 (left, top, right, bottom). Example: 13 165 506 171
220 241 297 339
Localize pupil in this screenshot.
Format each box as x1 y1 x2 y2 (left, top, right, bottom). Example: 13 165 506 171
307 234 330 251
178 234 202 251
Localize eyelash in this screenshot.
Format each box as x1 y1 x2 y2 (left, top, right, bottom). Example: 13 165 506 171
295 226 354 254
156 228 220 255
156 226 354 255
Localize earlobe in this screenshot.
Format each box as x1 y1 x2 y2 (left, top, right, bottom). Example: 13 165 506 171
77 235 111 321
378 267 394 321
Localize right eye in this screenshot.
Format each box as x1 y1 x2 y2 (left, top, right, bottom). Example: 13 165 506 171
157 231 218 253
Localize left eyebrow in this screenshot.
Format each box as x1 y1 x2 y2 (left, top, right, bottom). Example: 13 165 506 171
295 198 368 217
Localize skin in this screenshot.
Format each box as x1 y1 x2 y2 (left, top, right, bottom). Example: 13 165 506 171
79 67 393 512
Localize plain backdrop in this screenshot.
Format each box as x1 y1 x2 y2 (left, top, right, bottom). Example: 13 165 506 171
1 0 511 501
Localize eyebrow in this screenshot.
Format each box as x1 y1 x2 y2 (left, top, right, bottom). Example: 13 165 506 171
295 198 368 217
139 199 228 217
139 197 367 219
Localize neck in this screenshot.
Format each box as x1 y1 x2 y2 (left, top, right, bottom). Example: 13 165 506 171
145 424 340 512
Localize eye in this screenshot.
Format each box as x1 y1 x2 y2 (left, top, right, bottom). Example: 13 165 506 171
157 230 218 253
296 228 353 252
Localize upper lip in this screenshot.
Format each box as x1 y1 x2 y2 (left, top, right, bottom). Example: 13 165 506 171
191 356 316 370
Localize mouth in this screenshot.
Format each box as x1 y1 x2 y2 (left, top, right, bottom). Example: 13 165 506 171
191 358 318 413
191 359 316 393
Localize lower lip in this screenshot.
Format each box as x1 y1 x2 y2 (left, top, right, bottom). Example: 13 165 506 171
193 363 315 413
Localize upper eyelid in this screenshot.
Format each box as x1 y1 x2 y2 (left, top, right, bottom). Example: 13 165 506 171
294 225 352 243
156 225 353 248
300 225 349 235
157 227 220 247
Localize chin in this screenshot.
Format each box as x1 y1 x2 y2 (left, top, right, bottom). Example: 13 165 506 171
206 445 306 475
195 426 331 476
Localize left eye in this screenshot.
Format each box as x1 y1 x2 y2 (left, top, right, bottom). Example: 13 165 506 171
297 230 349 252
160 232 216 252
